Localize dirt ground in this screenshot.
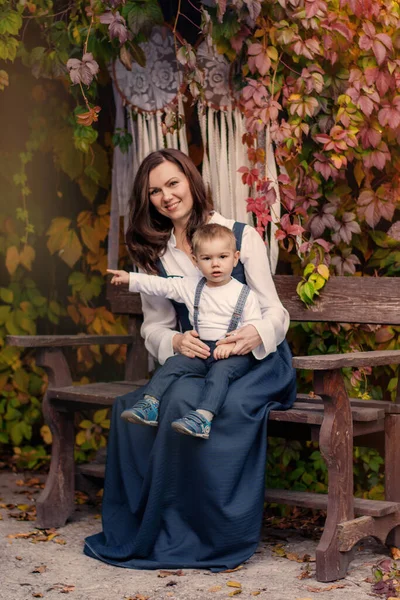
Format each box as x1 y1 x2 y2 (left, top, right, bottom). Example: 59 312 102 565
0 470 389 600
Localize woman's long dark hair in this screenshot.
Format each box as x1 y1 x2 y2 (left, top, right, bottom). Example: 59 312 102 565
126 149 213 273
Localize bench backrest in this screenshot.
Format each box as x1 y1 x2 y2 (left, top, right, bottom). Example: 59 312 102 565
107 276 400 325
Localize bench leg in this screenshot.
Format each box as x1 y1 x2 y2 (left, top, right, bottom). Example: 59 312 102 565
385 414 400 546
314 370 355 582
36 394 75 528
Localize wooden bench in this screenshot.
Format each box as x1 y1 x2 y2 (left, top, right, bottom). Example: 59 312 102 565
7 275 400 583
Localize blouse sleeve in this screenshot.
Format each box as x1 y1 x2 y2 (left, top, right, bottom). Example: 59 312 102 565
240 225 290 358
139 291 180 365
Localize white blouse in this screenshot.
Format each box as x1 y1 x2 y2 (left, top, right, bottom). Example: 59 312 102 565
139 212 290 365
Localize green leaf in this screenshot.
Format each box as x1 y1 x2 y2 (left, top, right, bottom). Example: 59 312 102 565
10 422 23 445
0 35 19 61
303 263 315 277
0 10 22 35
126 0 164 35
303 281 315 301
0 305 11 324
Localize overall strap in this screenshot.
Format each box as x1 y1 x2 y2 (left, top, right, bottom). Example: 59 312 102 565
156 257 168 277
227 285 251 334
193 277 207 334
232 221 246 252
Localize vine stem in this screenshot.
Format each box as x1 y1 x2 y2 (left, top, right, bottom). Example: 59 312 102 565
83 16 94 56
186 0 202 13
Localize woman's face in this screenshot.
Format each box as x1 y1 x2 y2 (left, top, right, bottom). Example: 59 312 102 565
148 160 194 226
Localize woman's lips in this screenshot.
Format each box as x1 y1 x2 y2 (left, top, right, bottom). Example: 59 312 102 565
164 200 180 211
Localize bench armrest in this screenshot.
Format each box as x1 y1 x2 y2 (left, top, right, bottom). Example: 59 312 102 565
6 335 133 348
293 349 400 370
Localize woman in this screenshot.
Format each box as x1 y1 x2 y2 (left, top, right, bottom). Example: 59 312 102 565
84 149 296 571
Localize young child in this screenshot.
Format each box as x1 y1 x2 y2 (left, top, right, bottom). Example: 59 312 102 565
107 223 263 439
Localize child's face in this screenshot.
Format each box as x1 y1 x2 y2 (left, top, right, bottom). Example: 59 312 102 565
193 237 239 287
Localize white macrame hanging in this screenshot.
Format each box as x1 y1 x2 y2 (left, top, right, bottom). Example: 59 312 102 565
108 26 188 267
196 40 250 224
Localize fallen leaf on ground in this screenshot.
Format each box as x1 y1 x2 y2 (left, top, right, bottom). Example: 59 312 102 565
166 580 177 587
60 585 75 593
228 591 242 597
208 586 222 592
251 592 261 596
390 547 400 560
125 595 149 600
306 584 347 592
158 569 184 577
221 565 243 573
54 538 67 545
227 581 242 588
32 594 43 598
32 565 47 574
15 556 22 560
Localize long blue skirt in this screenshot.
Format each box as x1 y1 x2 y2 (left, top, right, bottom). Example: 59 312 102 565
84 340 296 571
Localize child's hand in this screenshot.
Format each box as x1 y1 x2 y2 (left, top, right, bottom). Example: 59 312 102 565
213 342 236 360
107 269 129 286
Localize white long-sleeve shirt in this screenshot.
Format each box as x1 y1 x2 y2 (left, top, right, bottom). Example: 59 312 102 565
138 212 290 365
129 274 262 351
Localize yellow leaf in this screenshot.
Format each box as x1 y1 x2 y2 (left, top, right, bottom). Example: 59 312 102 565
227 581 242 588
6 246 20 275
251 593 261 597
267 46 278 61
353 160 364 187
58 229 82 268
317 264 330 280
94 409 108 424
228 591 242 597
19 245 35 270
46 217 71 254
81 224 100 254
75 430 87 446
40 425 52 445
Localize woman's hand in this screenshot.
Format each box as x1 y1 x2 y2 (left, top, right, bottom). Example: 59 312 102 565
107 269 129 285
216 324 262 355
173 330 210 359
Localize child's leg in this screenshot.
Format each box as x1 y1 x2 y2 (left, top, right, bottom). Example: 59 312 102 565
121 355 207 426
145 354 208 401
171 354 256 439
197 354 256 416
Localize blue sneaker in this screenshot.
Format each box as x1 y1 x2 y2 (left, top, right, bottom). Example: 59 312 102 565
171 411 211 439
121 397 159 426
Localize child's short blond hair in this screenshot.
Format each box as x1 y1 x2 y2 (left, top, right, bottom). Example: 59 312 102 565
191 223 237 255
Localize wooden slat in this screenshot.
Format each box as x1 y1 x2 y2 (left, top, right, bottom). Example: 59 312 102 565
48 380 147 408
269 406 385 424
6 335 133 348
107 276 400 324
107 282 143 314
293 350 400 370
274 275 400 324
296 394 400 414
291 403 385 422
265 489 400 517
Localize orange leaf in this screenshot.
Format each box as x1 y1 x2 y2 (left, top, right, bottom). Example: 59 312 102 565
5 246 20 275
19 245 35 270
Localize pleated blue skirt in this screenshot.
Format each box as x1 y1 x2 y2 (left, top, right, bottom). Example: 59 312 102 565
84 339 296 571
